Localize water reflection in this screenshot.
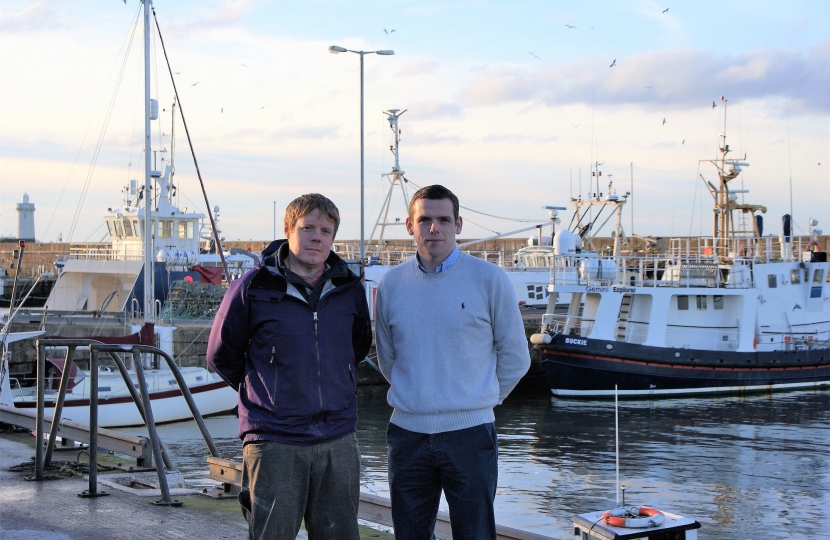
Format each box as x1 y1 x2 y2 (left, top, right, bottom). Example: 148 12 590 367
128 390 830 539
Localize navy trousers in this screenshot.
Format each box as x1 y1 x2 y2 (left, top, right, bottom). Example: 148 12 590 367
386 422 499 540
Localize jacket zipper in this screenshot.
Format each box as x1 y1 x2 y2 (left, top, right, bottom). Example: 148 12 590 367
313 311 323 438
348 363 356 394
270 346 277 401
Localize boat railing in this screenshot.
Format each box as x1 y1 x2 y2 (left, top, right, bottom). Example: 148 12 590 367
68 243 142 262
667 235 812 263
541 313 595 336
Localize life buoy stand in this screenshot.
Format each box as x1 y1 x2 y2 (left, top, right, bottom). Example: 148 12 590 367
602 506 665 528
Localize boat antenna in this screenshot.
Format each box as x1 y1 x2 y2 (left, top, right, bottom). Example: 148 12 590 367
615 384 620 506
152 6 230 282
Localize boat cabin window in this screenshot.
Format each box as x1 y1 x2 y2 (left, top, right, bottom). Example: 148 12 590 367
106 220 115 237
177 220 195 239
805 268 810 282
713 295 723 309
133 220 140 237
122 219 134 237
696 295 707 310
159 220 173 238
113 220 124 237
814 269 825 284
768 275 777 288
677 295 689 310
790 269 801 284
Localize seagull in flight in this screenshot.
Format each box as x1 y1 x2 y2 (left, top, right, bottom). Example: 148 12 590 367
241 63 248 68
682 139 685 144
191 81 200 87
384 28 396 34
221 107 224 114
572 124 580 128
590 25 597 30
564 24 576 29
663 118 666 125
609 59 616 67
261 106 265 110
712 101 717 108
529 52 540 59
662 8 670 13
644 85 653 89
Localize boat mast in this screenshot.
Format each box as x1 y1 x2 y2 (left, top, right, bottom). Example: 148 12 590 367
142 0 154 324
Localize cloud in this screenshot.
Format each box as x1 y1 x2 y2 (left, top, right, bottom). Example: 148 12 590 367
0 2 64 32
409 101 461 120
395 59 440 78
480 133 558 144
460 42 830 113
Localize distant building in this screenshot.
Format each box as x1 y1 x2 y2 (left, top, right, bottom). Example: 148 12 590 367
17 193 35 241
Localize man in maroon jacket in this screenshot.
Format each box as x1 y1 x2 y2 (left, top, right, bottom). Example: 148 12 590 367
207 193 372 540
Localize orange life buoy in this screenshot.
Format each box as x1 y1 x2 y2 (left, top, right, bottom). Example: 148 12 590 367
602 506 665 528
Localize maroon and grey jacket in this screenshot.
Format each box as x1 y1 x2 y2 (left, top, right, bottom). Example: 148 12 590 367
206 240 372 445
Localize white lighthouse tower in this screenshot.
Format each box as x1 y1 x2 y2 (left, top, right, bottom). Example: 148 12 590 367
17 193 35 241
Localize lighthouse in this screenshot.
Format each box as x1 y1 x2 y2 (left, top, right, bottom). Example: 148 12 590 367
17 193 35 241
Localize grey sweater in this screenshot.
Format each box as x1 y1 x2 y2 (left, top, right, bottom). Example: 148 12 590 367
375 253 531 434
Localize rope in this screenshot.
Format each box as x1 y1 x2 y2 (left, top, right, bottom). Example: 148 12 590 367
404 179 545 222
152 8 230 281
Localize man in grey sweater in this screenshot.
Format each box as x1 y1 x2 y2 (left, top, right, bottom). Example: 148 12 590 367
375 185 531 540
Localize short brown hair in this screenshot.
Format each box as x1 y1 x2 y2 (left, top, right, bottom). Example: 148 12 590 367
284 193 341 236
408 185 460 221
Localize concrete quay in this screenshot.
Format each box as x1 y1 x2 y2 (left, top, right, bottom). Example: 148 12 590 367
0 429 391 540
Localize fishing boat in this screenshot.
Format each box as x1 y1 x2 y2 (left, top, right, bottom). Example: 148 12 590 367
0 1 237 426
531 100 830 397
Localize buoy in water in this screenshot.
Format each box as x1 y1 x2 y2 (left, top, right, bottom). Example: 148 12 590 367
602 506 665 528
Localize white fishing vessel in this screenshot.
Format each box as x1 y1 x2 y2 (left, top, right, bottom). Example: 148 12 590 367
0 0 237 426
531 98 830 397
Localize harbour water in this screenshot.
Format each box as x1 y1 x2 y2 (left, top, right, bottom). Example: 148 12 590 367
114 389 830 539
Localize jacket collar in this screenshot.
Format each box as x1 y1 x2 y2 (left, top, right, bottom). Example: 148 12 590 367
249 240 357 294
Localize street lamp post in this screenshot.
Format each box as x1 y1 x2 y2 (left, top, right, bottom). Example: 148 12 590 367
328 45 394 263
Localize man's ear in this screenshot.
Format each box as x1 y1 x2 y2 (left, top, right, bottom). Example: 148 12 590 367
455 216 463 235
405 217 414 235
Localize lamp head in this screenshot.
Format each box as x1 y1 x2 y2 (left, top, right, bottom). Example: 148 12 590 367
376 50 395 55
329 45 347 54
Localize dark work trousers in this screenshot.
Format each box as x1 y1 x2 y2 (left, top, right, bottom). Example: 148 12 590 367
240 432 361 540
386 422 499 540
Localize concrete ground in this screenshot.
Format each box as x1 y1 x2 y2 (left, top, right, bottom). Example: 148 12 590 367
0 429 392 540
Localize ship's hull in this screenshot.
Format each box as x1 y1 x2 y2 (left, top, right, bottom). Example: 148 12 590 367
537 335 830 398
11 379 238 427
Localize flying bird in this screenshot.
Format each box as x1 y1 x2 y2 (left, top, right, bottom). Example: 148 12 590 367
241 63 248 68
221 107 224 114
261 106 265 110
644 85 654 89
590 25 597 30
712 101 716 108
609 59 616 67
682 139 685 144
384 28 396 34
174 72 181 75
572 124 580 128
662 118 666 125
662 8 669 13
191 81 200 87
564 24 576 29
529 52 540 59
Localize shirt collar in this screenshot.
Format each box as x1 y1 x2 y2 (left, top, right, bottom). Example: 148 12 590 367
416 246 461 274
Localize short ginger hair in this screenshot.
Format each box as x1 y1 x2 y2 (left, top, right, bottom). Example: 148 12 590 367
284 193 341 237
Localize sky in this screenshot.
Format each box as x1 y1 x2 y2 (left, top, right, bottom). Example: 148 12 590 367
1 0 828 244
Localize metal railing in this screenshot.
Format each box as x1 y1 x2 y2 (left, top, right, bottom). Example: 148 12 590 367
31 339 220 506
